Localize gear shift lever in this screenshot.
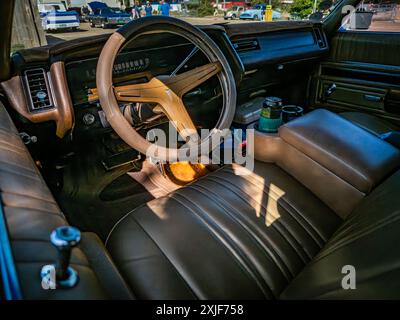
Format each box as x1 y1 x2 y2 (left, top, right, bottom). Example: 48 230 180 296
41 226 81 288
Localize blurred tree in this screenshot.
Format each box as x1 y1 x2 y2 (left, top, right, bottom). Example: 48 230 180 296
290 0 319 18
197 0 214 16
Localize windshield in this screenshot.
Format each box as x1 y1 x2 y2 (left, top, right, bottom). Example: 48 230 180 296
11 0 341 52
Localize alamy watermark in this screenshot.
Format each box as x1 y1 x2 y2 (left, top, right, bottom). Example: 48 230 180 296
41 265 56 290
341 265 356 290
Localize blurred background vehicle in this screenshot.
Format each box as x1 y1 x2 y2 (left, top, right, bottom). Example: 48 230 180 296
239 4 281 21
38 1 80 31
224 5 249 20
87 1 131 28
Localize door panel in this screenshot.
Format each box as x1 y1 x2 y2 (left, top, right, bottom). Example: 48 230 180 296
320 80 387 111
310 32 400 126
330 33 400 66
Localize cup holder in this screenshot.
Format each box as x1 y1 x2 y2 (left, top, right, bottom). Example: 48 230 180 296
282 105 303 123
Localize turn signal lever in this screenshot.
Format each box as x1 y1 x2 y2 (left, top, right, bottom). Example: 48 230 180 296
41 226 81 289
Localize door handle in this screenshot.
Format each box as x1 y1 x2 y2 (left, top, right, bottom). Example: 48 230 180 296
325 83 337 97
321 83 336 102
364 94 382 102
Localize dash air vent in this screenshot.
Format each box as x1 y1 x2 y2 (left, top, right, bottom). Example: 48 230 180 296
24 68 54 112
313 28 327 48
232 38 260 53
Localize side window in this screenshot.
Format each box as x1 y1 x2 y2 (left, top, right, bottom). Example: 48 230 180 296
340 0 400 32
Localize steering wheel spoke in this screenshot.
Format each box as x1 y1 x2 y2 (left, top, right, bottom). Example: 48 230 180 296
160 62 222 97
113 62 221 140
115 77 198 140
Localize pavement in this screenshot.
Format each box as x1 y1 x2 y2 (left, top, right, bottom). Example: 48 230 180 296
367 20 400 32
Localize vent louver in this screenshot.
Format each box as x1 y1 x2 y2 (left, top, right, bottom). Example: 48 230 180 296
24 68 53 112
232 38 260 53
313 28 327 48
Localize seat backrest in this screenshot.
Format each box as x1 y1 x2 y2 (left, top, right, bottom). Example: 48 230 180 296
0 102 132 299
280 169 400 299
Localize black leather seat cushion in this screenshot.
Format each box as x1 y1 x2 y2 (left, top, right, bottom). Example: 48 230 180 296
281 169 400 299
106 161 341 299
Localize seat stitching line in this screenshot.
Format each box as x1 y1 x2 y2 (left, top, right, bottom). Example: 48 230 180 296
0 166 41 181
105 192 182 246
196 179 311 271
187 183 295 281
10 238 55 243
172 193 273 298
105 206 144 246
270 219 312 263
197 179 296 270
127 214 199 299
215 169 327 243
0 138 27 154
201 176 316 262
222 175 317 259
204 175 325 248
315 210 400 261
214 172 326 244
4 205 62 217
113 254 159 265
1 190 58 205
16 261 91 268
0 140 26 153
0 158 39 174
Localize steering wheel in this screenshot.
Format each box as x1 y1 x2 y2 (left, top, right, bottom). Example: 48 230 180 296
96 16 236 162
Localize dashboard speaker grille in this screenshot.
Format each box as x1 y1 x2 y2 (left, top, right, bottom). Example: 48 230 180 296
24 68 54 112
232 38 260 53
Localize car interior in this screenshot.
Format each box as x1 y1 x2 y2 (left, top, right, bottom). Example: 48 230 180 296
0 0 400 300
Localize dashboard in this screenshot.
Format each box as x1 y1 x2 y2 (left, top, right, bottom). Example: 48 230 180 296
65 42 193 105
3 21 328 142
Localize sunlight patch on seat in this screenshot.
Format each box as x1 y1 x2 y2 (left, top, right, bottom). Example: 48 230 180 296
146 197 171 220
231 165 285 226
264 183 285 226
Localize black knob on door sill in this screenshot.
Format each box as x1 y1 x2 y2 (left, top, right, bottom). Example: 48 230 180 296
40 226 81 288
51 226 81 281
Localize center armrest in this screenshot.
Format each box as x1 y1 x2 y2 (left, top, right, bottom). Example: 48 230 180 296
279 109 400 193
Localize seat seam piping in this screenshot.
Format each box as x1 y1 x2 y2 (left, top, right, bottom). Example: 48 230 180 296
187 183 295 281
1 190 57 205
172 193 273 298
195 179 311 270
216 168 327 243
204 175 325 248
127 213 199 299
